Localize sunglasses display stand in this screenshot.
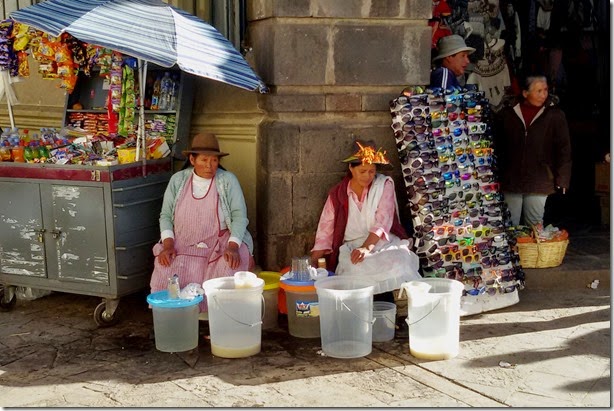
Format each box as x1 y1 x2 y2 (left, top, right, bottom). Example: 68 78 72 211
390 87 525 316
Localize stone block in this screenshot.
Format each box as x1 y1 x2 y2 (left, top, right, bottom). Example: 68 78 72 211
251 23 329 85
258 94 325 112
402 0 432 19
297 124 404 173
325 94 361 111
259 121 301 173
369 0 400 17
259 173 293 235
293 172 344 232
248 0 431 19
363 92 401 111
334 24 431 86
258 233 315 271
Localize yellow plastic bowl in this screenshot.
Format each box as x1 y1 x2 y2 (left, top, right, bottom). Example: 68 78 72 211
257 271 281 291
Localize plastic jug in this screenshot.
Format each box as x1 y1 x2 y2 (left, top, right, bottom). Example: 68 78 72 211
203 272 264 358
146 290 203 353
399 278 464 360
314 276 375 358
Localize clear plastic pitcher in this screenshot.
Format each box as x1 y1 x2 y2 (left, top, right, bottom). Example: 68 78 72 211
314 276 375 358
399 278 463 360
203 272 264 358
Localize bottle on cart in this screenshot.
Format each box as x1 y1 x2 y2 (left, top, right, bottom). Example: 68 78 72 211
21 129 30 145
23 142 33 163
151 75 162 110
30 141 40 162
39 142 49 162
8 128 19 147
0 141 11 161
169 73 179 110
168 274 180 299
159 72 173 110
0 127 9 144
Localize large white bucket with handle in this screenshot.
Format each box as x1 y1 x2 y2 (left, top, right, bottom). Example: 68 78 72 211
203 272 264 358
399 278 463 360
314 276 375 358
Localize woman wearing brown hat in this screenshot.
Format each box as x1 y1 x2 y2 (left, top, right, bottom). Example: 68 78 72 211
310 141 420 303
150 133 254 315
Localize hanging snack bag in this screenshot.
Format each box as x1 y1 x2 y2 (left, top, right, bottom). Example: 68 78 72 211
97 48 114 77
11 22 31 51
17 50 29 77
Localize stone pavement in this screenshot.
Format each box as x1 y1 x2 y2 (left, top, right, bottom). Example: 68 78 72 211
0 228 610 408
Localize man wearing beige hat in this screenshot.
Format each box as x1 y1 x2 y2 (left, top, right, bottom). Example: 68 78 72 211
430 34 476 89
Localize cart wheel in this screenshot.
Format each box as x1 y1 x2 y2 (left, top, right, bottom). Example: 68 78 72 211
94 301 120 327
0 287 16 312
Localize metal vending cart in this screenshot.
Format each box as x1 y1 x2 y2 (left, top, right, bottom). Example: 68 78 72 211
0 159 171 326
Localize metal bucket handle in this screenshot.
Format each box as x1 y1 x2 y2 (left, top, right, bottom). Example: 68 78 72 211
211 294 265 327
405 298 441 326
338 298 377 325
373 304 397 326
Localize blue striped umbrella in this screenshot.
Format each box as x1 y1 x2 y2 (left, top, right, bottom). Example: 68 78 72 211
10 0 268 93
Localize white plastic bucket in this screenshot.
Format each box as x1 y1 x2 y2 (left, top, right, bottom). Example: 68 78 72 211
203 272 265 358
399 278 463 360
314 276 375 358
372 301 396 342
146 290 203 353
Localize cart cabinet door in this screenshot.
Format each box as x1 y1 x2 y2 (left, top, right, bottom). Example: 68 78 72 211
0 181 47 278
44 184 110 285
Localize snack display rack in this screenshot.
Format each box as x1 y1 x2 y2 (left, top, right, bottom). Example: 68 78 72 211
0 24 194 325
390 87 525 315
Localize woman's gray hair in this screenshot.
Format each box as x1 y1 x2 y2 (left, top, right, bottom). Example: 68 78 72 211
522 75 548 91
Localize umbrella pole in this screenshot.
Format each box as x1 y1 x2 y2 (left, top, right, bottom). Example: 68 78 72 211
7 99 14 129
138 59 148 176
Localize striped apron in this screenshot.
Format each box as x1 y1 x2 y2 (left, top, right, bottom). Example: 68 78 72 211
150 176 251 312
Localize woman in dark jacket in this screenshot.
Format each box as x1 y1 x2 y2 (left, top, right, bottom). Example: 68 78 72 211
495 74 572 226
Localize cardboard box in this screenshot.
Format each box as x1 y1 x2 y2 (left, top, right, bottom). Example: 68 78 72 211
595 162 610 193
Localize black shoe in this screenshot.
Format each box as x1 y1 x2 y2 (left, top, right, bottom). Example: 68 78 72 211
395 317 409 340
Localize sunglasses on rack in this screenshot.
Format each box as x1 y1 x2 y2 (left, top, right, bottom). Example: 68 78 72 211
394 130 431 143
394 95 428 107
447 111 466 121
469 226 492 238
442 170 461 180
468 123 488 134
480 183 500 193
461 182 480 191
469 139 491 149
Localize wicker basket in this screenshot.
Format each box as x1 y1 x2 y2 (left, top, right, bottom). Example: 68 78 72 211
517 238 569 268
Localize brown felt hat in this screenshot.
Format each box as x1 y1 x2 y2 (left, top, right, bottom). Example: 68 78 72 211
182 133 229 157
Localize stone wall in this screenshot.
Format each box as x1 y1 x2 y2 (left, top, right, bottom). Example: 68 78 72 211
248 0 432 270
